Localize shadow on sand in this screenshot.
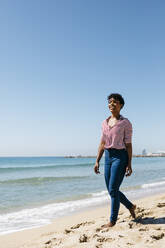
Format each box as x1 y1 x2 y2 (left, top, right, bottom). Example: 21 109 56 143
133 217 165 225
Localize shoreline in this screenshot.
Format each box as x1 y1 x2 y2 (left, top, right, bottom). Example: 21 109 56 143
1 192 165 248
1 184 165 236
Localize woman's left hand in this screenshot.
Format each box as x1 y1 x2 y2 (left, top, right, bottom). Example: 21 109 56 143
125 165 132 177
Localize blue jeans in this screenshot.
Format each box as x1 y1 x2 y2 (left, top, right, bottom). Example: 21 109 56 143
104 148 133 223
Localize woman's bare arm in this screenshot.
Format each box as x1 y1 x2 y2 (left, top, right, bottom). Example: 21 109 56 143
94 140 105 174
125 143 132 176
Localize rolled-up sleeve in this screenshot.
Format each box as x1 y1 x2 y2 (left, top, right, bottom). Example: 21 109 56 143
124 120 133 144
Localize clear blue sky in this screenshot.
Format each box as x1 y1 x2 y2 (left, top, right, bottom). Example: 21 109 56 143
0 0 165 156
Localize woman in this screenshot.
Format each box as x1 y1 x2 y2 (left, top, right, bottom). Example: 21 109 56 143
94 93 136 228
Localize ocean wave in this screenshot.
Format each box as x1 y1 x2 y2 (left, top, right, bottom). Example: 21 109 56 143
89 185 142 198
89 191 108 197
0 176 90 185
0 163 95 172
142 181 165 189
0 194 109 235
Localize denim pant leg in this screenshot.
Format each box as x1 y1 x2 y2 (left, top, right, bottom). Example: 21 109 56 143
104 149 133 223
104 149 112 192
119 191 133 209
109 156 127 222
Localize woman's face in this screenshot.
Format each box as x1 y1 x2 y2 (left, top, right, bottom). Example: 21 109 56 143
108 98 122 113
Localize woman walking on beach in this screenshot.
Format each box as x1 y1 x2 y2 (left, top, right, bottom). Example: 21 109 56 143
94 93 136 228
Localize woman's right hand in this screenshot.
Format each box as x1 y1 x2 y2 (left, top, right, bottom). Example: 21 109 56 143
94 161 100 174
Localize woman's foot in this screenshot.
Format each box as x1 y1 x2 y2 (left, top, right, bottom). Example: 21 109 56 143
129 204 136 218
101 221 116 228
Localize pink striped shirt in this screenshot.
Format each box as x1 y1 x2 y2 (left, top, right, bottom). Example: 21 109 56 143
101 115 132 149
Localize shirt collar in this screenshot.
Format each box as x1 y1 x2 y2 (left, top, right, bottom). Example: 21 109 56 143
106 114 124 123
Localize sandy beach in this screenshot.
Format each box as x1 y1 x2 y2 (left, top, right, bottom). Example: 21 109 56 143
1 193 165 248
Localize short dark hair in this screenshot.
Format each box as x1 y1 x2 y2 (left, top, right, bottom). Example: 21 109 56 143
107 93 125 109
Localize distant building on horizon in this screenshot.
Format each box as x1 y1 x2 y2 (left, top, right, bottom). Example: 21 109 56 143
142 149 147 156
147 151 165 157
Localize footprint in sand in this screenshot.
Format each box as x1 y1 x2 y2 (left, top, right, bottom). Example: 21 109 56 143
128 222 134 229
64 229 74 234
157 203 165 208
126 242 134 246
97 236 114 243
44 240 53 248
93 233 114 243
150 232 164 240
105 237 114 242
95 244 103 248
155 227 162 230
45 238 61 247
135 207 152 220
95 227 102 232
71 221 95 229
101 228 109 233
93 233 100 238
97 237 106 242
45 240 52 245
138 227 148 232
118 234 124 238
79 234 89 243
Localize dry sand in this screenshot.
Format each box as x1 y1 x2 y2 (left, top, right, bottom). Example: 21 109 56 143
1 193 165 248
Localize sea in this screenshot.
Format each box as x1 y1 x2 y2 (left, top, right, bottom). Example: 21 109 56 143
0 156 165 235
